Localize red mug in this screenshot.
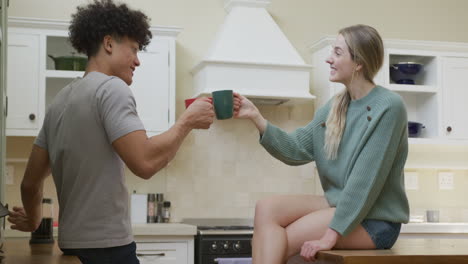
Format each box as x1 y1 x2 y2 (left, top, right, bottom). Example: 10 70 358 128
184 97 213 109
185 98 197 108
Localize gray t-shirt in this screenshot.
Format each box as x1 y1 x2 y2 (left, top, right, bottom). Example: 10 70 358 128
35 71 145 249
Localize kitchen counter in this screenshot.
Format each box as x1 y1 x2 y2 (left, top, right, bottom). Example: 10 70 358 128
4 223 197 238
401 222 468 233
5 222 468 238
1 238 80 264
400 223 468 238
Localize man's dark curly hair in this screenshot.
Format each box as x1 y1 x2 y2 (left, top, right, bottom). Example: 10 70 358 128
69 0 152 57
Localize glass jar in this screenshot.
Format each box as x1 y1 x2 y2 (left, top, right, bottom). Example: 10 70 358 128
156 193 164 223
147 194 156 223
42 198 53 219
162 201 171 223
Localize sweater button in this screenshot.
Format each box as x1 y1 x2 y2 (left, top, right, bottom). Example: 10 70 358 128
321 122 326 127
367 116 372 121
367 106 371 111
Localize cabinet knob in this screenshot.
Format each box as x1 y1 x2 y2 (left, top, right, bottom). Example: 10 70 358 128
446 126 452 132
29 113 36 121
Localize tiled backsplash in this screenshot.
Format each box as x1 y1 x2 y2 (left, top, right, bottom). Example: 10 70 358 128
405 169 468 222
5 104 468 223
126 104 318 221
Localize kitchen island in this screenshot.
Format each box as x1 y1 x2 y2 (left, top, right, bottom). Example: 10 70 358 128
2 223 197 264
1 238 80 264
308 239 468 264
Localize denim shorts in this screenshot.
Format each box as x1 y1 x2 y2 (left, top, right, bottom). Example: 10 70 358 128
61 241 140 264
361 219 401 249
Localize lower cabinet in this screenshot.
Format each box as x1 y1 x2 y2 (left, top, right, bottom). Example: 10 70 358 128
135 237 194 264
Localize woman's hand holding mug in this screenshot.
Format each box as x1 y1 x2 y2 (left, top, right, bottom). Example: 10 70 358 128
233 93 267 134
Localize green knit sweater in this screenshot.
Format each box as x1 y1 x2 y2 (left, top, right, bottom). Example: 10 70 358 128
260 86 410 236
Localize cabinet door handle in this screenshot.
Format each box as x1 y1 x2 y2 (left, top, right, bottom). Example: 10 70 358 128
136 253 165 257
446 126 452 132
29 113 36 121
2 204 7 230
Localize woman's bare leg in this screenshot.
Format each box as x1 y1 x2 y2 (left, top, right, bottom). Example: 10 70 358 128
252 195 329 264
285 207 376 259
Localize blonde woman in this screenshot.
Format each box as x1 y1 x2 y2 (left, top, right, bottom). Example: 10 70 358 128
233 24 409 263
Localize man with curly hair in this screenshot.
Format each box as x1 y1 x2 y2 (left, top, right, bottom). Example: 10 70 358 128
7 1 214 263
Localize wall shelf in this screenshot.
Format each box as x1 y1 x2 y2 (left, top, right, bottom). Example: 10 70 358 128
405 165 468 170
389 84 438 93
45 70 84 79
409 137 468 146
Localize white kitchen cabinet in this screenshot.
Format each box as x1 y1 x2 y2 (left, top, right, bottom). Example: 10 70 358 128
441 56 468 140
6 17 181 137
131 37 172 136
137 242 187 264
135 237 194 264
309 37 468 143
385 49 441 140
6 31 41 135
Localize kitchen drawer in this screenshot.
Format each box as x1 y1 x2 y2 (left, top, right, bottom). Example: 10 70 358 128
136 242 188 264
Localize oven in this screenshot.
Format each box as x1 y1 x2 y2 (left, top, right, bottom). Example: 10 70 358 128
182 218 253 264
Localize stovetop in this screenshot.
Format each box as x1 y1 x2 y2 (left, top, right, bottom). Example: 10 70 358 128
197 225 253 231
182 218 254 227
182 218 254 235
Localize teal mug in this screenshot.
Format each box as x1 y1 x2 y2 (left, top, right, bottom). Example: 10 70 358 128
212 90 234 120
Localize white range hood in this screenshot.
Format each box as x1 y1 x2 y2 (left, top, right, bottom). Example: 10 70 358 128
191 0 315 105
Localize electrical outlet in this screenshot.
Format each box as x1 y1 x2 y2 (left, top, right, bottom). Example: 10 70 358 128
438 172 454 190
462 209 468 222
6 165 14 185
405 172 419 190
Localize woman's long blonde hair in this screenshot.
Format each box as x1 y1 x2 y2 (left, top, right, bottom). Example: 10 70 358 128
324 24 384 160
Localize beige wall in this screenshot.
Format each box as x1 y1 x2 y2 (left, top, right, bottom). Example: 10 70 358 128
5 0 468 223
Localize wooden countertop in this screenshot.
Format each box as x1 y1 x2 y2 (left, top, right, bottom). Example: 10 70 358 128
1 238 80 264
313 239 468 264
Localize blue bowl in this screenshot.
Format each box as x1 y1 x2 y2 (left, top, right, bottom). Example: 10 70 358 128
390 62 423 85
408 121 425 138
394 62 423 74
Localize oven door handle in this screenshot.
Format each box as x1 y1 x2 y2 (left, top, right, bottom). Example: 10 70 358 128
214 258 252 263
136 252 165 257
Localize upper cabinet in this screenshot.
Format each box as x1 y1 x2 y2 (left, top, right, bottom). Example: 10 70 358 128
6 32 41 134
309 37 468 144
385 49 441 140
6 17 181 137
131 38 172 135
441 56 468 140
